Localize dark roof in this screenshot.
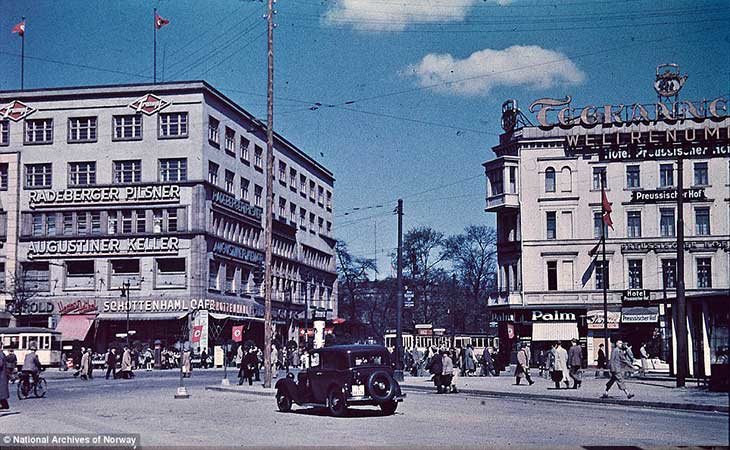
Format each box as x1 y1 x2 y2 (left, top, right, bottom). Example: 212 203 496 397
315 344 388 353
0 327 60 334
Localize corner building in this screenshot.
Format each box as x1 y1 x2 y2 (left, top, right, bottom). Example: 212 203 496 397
484 95 729 377
0 81 337 352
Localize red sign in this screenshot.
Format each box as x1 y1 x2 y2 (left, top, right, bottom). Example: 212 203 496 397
128 93 171 116
232 325 243 342
0 100 36 122
506 323 515 339
58 300 97 315
191 325 203 343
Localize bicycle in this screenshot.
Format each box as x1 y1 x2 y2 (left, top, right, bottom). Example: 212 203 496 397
17 372 47 400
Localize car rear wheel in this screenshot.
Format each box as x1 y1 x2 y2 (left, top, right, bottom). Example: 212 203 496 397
379 400 398 415
276 390 292 412
327 388 347 417
367 371 396 403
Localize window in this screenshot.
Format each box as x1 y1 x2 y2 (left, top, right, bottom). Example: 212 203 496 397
32 214 44 236
113 160 142 184
110 259 140 288
562 211 573 239
240 136 250 162
592 167 606 190
317 186 324 205
159 158 187 182
279 161 287 184
278 197 286 217
108 211 118 234
207 116 220 145
25 163 52 188
159 112 188 138
509 167 518 193
240 177 250 201
628 259 643 289
309 212 315 232
23 262 50 292
309 180 316 201
68 117 97 143
135 210 146 233
326 191 332 211
326 221 332 234
65 260 95 291
560 167 572 192
0 120 9 146
254 185 262 207
595 261 609 290
156 258 186 288
593 212 608 238
254 145 263 168
290 203 297 223
77 212 88 235
167 209 178 232
290 168 297 190
695 207 710 235
662 259 676 289
24 118 53 144
225 264 236 294
659 164 674 187
91 212 101 234
545 167 556 192
693 162 708 186
660 208 675 237
0 163 8 190
121 210 133 233
224 170 235 193
697 258 712 288
626 165 640 188
546 211 556 240
153 210 163 233
546 261 557 291
225 127 235 155
63 212 74 235
489 170 503 196
208 260 220 291
318 217 324 233
113 114 142 140
68 161 96 186
299 207 306 229
300 175 307 196
208 162 219 185
627 211 642 238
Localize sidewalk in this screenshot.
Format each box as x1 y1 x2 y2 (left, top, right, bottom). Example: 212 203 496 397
402 370 729 414
204 377 277 397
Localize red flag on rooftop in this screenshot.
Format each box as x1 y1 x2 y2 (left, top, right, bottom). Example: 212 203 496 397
12 20 25 36
191 325 203 343
602 191 614 230
232 325 244 342
155 13 170 29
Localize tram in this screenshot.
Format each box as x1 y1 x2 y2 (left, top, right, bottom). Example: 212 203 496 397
0 327 62 368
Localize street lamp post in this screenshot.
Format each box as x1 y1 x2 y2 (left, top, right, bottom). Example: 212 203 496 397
121 280 131 348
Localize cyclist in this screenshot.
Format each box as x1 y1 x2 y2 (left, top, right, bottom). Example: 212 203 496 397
22 342 43 388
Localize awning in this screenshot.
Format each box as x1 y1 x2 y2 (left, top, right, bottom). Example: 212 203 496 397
532 322 579 342
56 314 96 341
208 312 261 321
95 312 188 321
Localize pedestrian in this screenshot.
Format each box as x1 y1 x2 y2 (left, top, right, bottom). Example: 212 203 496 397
537 350 547 378
1 342 10 411
271 344 279 378
181 348 192 378
200 349 209 370
555 341 569 389
639 343 649 377
4 348 17 384
236 344 244 369
242 349 258 386
144 348 153 371
568 338 583 389
441 349 455 394
548 342 569 389
60 352 68 371
73 347 85 378
515 343 534 386
254 346 262 381
120 346 134 379
462 344 476 377
86 348 94 379
624 344 636 378
602 340 635 399
595 343 607 378
425 347 443 394
481 347 497 376
80 349 91 380
105 348 117 380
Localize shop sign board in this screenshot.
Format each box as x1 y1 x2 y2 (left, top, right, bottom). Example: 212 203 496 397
27 237 179 259
212 240 264 265
587 309 621 329
212 190 263 221
621 239 730 253
100 298 262 317
129 93 171 116
531 310 576 322
598 143 729 162
487 311 515 322
622 306 659 323
630 188 707 203
29 185 181 209
0 100 36 121
622 289 651 302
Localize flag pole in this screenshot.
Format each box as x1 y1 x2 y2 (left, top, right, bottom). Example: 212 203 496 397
153 8 157 83
20 16 25 89
601 173 609 362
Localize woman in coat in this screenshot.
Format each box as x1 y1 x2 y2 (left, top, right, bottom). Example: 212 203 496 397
551 341 570 389
181 349 192 378
120 347 134 379
1 343 10 410
462 345 477 376
79 349 91 381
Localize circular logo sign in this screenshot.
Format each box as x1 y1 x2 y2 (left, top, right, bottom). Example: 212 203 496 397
233 329 242 339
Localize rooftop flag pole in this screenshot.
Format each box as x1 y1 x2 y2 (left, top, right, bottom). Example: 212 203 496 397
12 18 26 89
153 8 157 83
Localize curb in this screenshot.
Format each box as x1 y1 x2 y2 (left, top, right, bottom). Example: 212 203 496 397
205 385 276 397
401 384 729 414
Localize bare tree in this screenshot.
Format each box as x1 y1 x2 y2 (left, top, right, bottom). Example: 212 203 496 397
1 269 45 322
400 226 445 325
335 240 376 323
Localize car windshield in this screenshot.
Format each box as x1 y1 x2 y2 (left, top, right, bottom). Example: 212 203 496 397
352 353 386 366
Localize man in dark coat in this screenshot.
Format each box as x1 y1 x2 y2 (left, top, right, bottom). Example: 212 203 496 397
105 348 117 380
568 338 583 388
1 343 10 410
425 348 444 393
4 348 17 383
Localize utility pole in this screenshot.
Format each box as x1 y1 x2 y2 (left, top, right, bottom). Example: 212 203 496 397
601 174 609 361
262 0 275 389
394 199 404 381
675 157 688 387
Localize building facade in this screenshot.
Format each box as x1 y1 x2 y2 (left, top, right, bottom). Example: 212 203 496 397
484 93 729 376
0 81 337 353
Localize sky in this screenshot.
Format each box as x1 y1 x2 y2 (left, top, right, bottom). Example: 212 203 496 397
1 0 728 277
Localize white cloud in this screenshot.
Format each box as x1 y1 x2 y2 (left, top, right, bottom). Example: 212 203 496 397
324 0 512 32
404 45 585 96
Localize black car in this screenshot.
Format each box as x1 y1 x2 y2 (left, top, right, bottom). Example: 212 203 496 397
275 345 405 417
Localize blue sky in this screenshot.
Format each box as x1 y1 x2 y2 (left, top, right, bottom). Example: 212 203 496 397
1 0 728 276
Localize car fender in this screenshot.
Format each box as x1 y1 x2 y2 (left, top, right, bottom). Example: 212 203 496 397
326 381 345 399
275 378 299 402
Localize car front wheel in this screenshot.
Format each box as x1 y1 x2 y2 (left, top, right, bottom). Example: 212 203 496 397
276 390 292 412
379 400 398 415
327 388 347 417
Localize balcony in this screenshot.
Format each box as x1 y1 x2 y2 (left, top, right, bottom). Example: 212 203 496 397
485 192 519 211
487 291 523 307
497 240 521 254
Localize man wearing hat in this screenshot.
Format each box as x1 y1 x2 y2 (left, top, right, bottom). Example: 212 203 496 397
568 338 583 389
22 342 43 387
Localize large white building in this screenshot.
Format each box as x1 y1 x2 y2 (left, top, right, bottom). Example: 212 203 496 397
0 81 337 353
484 92 729 376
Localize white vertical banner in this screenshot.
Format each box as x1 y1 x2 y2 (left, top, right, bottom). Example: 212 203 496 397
199 309 209 353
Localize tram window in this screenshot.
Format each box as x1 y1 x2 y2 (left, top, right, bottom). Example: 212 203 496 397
41 336 50 349
51 336 61 351
21 336 28 349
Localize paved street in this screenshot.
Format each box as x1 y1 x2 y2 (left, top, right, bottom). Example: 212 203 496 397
1 369 727 447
